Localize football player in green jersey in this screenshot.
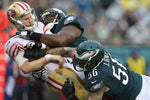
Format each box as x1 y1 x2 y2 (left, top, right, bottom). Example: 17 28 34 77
26 8 87 48
44 40 150 100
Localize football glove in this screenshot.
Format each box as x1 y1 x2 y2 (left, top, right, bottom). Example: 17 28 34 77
32 67 47 82
62 78 79 100
24 49 47 61
25 41 42 50
24 41 47 61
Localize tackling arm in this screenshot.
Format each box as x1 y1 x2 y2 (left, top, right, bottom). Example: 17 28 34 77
29 25 82 48
46 47 76 57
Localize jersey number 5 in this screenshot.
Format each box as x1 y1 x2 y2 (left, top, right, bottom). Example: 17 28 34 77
112 58 129 85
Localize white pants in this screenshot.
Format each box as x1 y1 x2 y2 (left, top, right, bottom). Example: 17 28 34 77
136 75 150 100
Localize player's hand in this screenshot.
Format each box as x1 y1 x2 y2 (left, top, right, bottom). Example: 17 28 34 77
25 41 42 50
62 78 79 100
24 49 47 61
51 55 66 68
32 67 47 82
27 31 42 41
24 41 46 60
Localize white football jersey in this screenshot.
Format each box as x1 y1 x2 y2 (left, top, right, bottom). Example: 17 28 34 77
5 22 48 60
5 21 85 80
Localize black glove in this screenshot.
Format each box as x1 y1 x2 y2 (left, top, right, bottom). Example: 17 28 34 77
25 41 42 50
32 67 47 82
24 41 47 61
27 31 42 41
62 78 79 100
24 49 47 61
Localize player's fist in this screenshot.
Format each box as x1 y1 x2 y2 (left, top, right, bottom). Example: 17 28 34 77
25 41 42 50
62 78 79 100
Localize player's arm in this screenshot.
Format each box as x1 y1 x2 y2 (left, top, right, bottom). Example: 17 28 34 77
46 47 75 57
28 25 82 48
23 42 74 68
15 49 65 74
41 25 82 47
28 15 84 48
87 86 110 100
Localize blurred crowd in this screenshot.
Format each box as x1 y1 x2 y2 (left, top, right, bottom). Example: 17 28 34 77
0 0 150 100
17 0 150 45
2 0 150 46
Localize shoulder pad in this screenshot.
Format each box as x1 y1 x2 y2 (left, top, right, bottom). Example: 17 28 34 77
64 15 78 25
63 15 84 32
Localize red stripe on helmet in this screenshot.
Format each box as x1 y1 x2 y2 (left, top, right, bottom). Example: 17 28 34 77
15 2 25 10
21 2 29 9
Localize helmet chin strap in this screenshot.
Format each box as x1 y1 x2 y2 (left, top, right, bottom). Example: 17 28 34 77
53 13 59 24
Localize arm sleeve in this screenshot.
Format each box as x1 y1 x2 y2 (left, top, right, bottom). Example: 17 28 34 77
14 50 28 68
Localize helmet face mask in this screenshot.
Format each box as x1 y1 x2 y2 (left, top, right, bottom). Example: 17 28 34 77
7 2 38 31
73 56 88 71
43 14 58 25
41 8 65 26
73 40 105 71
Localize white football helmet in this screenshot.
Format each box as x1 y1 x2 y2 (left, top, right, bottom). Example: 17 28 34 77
7 2 38 31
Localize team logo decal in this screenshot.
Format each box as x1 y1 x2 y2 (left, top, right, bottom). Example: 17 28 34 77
64 16 76 25
7 9 16 17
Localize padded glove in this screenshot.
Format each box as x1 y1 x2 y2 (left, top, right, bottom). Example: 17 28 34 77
25 41 42 50
32 67 47 82
62 78 79 100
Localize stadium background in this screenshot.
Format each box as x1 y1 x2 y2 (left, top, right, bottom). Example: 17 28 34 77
0 0 150 100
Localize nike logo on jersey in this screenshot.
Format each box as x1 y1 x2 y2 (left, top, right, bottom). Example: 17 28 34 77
91 80 97 84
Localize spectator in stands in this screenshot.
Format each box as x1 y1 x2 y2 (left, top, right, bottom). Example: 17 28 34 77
126 46 146 75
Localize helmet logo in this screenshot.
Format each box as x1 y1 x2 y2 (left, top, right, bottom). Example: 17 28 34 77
64 16 75 25
7 9 16 17
75 50 99 60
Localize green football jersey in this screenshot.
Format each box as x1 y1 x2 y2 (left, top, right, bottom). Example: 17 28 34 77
85 52 142 100
53 15 87 47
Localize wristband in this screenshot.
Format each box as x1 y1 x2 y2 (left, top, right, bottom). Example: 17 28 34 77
30 32 42 41
44 54 52 62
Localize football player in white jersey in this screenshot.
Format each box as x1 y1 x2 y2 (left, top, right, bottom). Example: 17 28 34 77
5 2 89 100
5 1 59 73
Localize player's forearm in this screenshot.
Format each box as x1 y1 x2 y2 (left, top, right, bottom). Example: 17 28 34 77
88 93 103 100
87 86 110 100
46 47 75 57
40 34 63 47
29 32 67 47
40 34 74 47
21 57 47 74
